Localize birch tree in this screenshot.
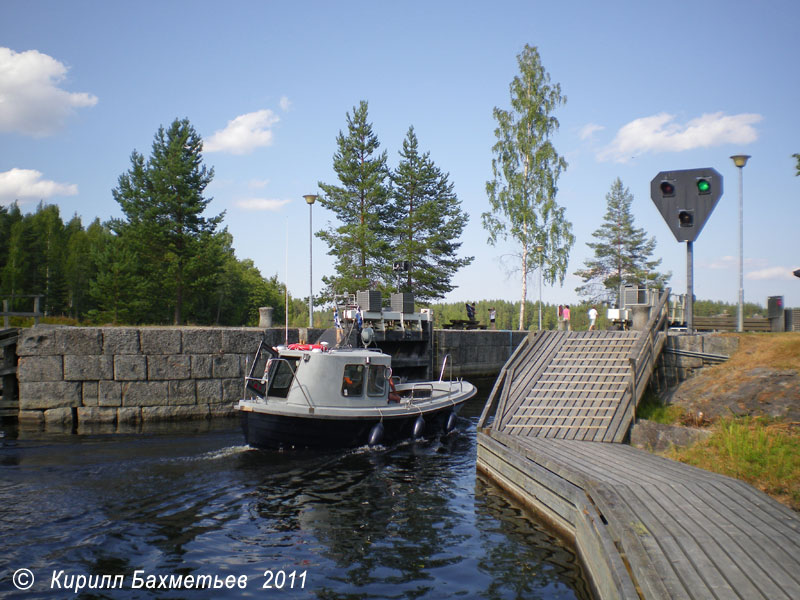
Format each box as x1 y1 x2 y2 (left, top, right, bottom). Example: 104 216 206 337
482 45 574 330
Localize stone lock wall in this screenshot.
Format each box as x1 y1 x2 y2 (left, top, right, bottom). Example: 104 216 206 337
15 326 318 428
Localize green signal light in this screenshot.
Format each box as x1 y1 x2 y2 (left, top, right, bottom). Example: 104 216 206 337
697 178 711 194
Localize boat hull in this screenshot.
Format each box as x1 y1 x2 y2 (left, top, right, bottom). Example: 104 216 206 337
240 401 466 450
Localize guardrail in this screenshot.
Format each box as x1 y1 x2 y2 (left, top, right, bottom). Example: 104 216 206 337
2 295 43 328
626 287 671 425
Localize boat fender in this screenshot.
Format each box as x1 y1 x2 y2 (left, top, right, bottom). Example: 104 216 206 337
413 415 425 438
368 422 384 446
446 411 457 432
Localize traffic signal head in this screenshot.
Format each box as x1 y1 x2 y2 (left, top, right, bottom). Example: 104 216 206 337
650 168 723 242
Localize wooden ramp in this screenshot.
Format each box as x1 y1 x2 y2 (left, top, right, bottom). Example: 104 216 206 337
478 432 800 600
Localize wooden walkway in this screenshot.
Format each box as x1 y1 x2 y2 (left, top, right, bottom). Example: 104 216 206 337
477 291 800 599
478 431 800 599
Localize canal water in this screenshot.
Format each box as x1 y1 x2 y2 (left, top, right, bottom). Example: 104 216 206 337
0 386 592 599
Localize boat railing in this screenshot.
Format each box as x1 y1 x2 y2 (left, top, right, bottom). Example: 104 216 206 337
407 382 434 404
243 357 315 409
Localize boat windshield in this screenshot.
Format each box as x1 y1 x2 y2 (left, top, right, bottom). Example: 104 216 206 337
367 364 389 397
268 358 298 398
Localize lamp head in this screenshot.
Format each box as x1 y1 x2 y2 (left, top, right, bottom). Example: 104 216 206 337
304 194 318 205
730 155 751 168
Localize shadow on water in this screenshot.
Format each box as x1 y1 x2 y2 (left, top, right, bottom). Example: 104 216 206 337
0 389 591 599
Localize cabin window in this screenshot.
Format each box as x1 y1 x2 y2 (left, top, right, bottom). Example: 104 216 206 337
367 365 388 397
267 359 297 399
341 364 364 397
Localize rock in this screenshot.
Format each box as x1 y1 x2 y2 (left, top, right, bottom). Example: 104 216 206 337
630 420 712 453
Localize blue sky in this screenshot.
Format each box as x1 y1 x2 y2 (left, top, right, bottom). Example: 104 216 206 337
1 0 798 309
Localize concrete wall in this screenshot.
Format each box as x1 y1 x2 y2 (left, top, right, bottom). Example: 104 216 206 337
433 329 528 379
651 333 739 391
15 326 325 429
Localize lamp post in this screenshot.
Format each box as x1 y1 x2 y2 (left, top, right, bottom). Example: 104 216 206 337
536 245 544 330
304 194 318 327
730 155 750 332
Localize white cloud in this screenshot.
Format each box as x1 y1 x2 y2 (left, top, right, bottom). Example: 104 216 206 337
579 123 604 140
598 112 762 163
0 168 78 204
279 96 291 111
204 110 279 155
235 197 291 211
746 266 797 281
247 178 270 189
0 47 98 137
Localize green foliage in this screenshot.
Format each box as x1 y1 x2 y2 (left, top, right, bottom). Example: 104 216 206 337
794 152 800 176
317 101 392 299
482 45 574 329
574 178 670 305
391 126 473 302
111 118 224 324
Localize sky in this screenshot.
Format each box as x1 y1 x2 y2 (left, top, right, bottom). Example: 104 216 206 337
1 0 799 311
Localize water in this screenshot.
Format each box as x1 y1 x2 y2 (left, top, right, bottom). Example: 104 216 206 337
0 389 591 599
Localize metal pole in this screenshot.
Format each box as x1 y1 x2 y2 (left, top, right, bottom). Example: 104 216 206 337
308 201 313 327
686 241 693 334
737 165 744 332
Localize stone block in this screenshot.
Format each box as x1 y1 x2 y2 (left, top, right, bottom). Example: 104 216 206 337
196 379 222 403
121 381 169 407
117 407 142 425
103 328 141 354
56 328 103 355
114 355 147 381
16 327 59 356
209 403 236 418
77 406 117 424
221 328 264 354
222 378 243 403
140 328 181 354
64 355 114 381
182 328 222 354
44 407 75 427
212 354 241 379
82 382 99 406
191 355 213 378
19 381 82 409
168 379 197 405
703 335 739 357
141 405 210 422
18 410 44 426
17 355 63 382
98 381 123 406
147 354 191 380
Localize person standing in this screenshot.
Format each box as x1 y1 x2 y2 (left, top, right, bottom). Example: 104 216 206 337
489 307 497 329
588 305 598 330
557 305 564 331
563 305 571 331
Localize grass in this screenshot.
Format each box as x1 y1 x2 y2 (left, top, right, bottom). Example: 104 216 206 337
665 417 800 510
637 333 800 511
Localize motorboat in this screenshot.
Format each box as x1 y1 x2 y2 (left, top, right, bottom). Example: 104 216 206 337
237 339 476 450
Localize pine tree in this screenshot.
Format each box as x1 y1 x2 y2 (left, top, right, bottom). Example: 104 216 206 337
317 101 392 298
390 126 472 303
112 118 223 324
574 178 670 305
482 45 574 330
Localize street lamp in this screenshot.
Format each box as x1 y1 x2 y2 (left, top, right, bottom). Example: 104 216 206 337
304 194 318 327
730 155 750 332
535 245 544 330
